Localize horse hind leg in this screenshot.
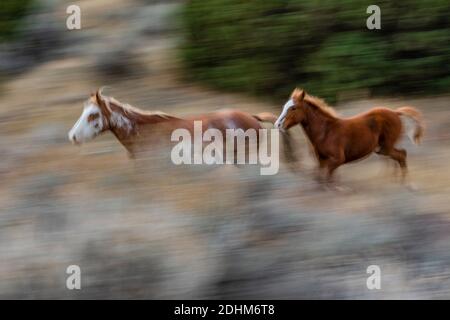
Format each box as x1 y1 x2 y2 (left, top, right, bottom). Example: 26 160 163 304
391 148 417 190
377 146 399 179
391 148 407 183
381 147 410 186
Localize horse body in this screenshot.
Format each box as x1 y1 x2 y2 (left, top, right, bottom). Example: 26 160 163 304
275 88 424 185
327 107 402 162
126 110 267 158
68 89 278 161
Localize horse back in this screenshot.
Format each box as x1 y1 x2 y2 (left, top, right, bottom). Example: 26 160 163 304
339 107 402 162
365 107 402 135
344 107 401 133
189 109 264 132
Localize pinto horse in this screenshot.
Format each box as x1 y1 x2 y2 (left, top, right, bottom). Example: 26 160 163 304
275 88 424 186
68 89 292 163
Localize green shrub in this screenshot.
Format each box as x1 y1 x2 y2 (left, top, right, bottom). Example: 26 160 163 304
0 0 35 41
179 0 450 102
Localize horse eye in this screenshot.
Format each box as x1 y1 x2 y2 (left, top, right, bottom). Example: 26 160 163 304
88 113 100 122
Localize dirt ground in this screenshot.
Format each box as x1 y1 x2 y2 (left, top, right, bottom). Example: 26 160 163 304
1 0 450 299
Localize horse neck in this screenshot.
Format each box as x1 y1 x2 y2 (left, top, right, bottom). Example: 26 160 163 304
301 103 338 144
107 110 136 155
107 105 180 156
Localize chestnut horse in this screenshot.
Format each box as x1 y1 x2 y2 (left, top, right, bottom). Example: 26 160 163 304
275 88 424 186
68 89 292 163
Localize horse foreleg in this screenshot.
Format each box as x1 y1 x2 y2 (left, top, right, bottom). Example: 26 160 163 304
281 131 300 168
323 152 349 191
326 160 341 184
314 158 327 184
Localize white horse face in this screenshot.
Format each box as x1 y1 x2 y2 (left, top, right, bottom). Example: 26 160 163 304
274 98 295 130
68 101 105 144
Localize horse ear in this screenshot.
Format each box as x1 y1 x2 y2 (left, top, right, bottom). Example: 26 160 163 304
95 89 111 115
299 90 305 101
292 88 305 103
95 89 103 105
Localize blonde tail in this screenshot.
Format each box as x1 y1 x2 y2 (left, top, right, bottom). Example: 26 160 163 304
253 112 278 124
396 106 424 144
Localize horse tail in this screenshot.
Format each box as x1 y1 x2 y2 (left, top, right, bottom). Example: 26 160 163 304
396 107 424 144
253 112 278 124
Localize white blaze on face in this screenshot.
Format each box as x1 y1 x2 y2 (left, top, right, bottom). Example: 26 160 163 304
274 98 295 129
68 103 104 144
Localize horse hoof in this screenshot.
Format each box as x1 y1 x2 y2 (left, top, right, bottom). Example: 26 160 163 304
334 185 353 193
322 184 352 193
405 183 419 191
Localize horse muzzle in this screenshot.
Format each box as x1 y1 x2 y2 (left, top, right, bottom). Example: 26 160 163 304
68 132 80 145
274 119 286 132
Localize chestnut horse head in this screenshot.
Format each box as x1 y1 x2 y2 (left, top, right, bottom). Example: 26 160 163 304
274 88 337 131
275 88 305 131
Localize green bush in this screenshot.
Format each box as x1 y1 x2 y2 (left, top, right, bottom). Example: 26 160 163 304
179 0 450 102
0 0 35 41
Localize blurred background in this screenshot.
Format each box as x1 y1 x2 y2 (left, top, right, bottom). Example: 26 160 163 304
0 0 450 299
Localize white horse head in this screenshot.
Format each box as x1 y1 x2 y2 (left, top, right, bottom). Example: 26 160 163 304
68 90 111 144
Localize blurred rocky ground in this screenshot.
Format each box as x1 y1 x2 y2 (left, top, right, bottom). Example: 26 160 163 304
0 0 450 299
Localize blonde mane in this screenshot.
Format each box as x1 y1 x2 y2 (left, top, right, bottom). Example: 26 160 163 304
106 96 173 119
94 88 174 120
304 94 338 118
